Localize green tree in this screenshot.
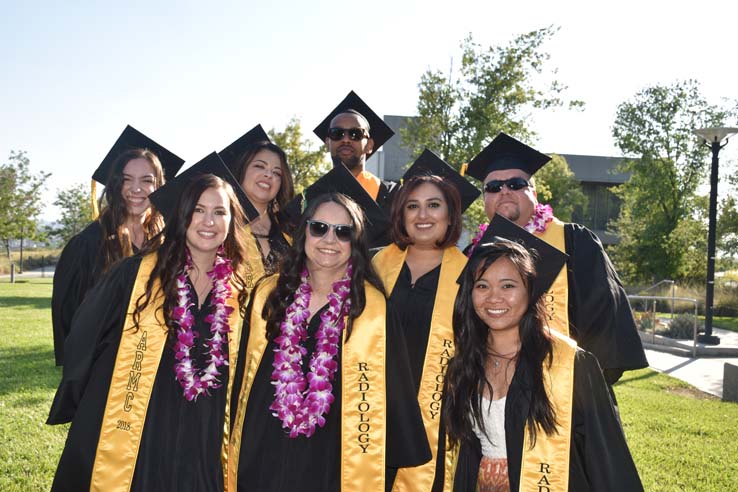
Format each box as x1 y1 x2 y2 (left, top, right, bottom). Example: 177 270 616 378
534 154 588 222
400 27 583 229
0 151 50 270
610 80 733 283
51 183 92 243
268 117 330 194
402 26 583 168
718 194 738 257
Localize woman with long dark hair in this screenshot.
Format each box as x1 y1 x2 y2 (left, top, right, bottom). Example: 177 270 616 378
372 149 479 491
52 126 183 365
444 218 642 491
220 126 295 285
48 162 251 492
228 189 430 492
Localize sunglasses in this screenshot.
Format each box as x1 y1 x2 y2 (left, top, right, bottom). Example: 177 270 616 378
327 127 369 142
483 177 531 193
306 220 354 242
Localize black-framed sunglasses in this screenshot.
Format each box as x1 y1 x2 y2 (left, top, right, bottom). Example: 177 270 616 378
483 177 531 193
306 220 354 242
327 127 369 142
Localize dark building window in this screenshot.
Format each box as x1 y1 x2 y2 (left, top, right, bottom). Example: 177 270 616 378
573 183 622 231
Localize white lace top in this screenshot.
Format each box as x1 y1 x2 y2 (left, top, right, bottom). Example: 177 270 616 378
471 396 507 458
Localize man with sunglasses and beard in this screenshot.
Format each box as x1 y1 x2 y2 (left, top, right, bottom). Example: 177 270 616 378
314 91 397 211
465 132 647 390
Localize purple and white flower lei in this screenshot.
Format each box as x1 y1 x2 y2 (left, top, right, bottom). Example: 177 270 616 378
468 203 554 256
269 261 353 438
172 246 234 401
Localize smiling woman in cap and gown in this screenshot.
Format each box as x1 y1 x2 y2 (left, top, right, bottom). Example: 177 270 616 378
51 125 184 366
228 164 430 492
47 153 259 491
371 149 479 491
464 133 647 387
219 124 295 285
446 215 643 491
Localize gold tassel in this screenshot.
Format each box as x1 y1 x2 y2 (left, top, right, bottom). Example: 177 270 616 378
460 163 468 177
91 179 100 220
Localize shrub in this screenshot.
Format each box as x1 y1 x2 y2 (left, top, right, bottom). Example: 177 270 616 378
665 314 700 340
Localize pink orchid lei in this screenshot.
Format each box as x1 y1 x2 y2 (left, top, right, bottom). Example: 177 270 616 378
270 260 353 438
468 203 554 256
172 246 234 401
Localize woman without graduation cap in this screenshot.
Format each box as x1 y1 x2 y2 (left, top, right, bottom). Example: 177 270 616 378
445 215 643 491
218 124 295 284
228 163 430 492
47 152 259 492
51 125 184 366
371 148 480 491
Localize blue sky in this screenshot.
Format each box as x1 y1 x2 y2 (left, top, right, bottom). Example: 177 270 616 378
2 0 737 220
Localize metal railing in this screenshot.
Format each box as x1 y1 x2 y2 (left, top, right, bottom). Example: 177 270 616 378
628 295 699 357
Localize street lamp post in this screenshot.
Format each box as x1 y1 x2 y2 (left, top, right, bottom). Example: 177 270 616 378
693 127 738 345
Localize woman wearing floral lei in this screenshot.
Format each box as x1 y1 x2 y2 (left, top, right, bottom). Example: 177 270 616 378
229 191 431 492
48 164 252 492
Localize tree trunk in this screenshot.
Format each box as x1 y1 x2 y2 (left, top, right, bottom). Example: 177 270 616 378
19 236 24 273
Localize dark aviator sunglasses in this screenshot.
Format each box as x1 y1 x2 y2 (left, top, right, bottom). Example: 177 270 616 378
306 220 354 242
483 177 531 194
327 127 369 142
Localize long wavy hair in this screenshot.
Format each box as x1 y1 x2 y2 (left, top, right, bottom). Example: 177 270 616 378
235 141 295 228
444 241 556 448
132 174 251 333
261 192 385 340
98 149 165 272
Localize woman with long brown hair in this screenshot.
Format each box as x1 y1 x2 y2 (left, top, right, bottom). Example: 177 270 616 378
220 125 295 284
228 166 430 492
47 155 254 492
51 126 183 365
372 149 479 491
444 216 642 491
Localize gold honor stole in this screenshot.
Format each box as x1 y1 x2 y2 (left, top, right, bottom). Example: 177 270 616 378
535 218 570 337
519 331 577 492
90 253 243 492
357 170 381 200
372 245 467 492
228 276 387 492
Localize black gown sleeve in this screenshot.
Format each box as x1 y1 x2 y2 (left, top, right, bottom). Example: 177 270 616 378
51 222 104 366
385 302 432 471
569 350 643 492
47 256 140 424
565 224 648 383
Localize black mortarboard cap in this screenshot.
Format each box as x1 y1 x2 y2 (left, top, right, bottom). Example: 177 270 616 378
93 125 185 186
459 214 568 303
465 132 551 182
400 148 480 212
218 124 271 176
313 90 394 157
149 152 259 223
282 164 390 245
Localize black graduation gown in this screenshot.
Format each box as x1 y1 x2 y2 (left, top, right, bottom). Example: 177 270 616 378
563 224 648 384
52 221 106 365
386 263 449 491
452 350 643 492
48 256 229 492
252 224 291 276
232 297 431 492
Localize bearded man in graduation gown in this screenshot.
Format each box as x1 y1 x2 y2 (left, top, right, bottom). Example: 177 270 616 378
313 90 397 210
465 132 647 385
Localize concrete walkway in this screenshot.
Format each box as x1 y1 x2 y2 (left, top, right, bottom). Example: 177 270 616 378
645 327 738 399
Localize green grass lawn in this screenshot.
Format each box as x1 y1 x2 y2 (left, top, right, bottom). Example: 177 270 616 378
634 310 738 333
2 279 738 490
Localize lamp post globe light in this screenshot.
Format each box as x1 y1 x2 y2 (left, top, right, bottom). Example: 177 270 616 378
693 127 738 345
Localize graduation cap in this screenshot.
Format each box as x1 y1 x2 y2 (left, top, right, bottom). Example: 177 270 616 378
282 163 390 245
399 148 480 212
148 152 259 223
92 125 185 185
459 214 568 303
218 124 271 176
465 132 551 182
313 90 394 157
